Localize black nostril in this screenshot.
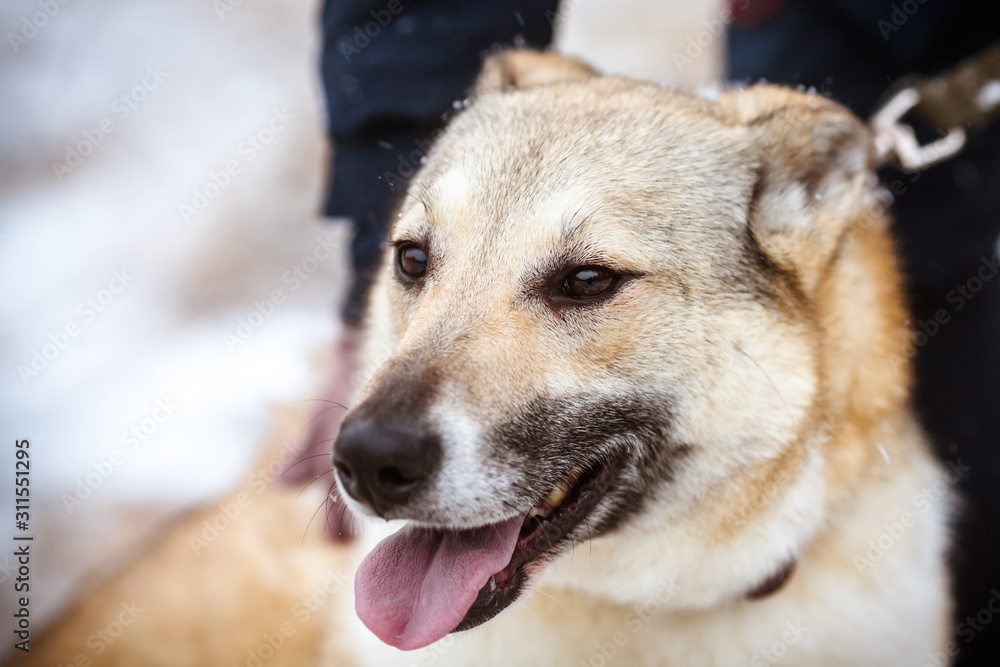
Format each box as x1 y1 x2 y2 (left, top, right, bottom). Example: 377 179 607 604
377 466 417 490
334 461 353 483
332 416 441 514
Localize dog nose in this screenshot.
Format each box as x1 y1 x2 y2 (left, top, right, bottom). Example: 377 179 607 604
332 418 441 515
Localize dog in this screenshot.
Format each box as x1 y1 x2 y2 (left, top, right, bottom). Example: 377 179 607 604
26 49 952 667
330 50 954 666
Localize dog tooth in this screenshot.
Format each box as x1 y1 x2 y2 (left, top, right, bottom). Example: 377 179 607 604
544 481 570 507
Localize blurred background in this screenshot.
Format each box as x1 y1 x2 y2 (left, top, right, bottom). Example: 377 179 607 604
0 0 720 661
0 0 342 634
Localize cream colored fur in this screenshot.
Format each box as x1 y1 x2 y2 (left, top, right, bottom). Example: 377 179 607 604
333 51 953 666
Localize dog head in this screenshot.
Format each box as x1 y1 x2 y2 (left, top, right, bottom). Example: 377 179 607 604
333 50 907 650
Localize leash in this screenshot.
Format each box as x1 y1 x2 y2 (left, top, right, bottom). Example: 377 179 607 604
870 42 1000 172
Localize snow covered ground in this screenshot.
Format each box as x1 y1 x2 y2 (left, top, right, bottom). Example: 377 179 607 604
0 0 719 638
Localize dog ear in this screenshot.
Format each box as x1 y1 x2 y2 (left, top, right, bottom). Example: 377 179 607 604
718 85 875 293
474 49 597 96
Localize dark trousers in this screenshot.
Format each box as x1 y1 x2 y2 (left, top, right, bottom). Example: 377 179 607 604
319 0 559 321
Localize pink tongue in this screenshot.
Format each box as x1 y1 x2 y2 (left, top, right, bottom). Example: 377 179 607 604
355 512 527 650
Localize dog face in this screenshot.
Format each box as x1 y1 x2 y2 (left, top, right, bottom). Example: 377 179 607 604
334 51 893 650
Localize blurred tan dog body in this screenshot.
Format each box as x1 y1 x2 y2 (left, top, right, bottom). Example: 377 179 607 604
334 52 953 666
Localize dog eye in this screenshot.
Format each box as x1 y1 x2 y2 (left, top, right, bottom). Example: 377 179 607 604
396 242 428 280
563 266 617 299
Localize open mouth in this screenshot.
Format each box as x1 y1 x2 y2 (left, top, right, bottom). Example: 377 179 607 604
354 451 627 650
